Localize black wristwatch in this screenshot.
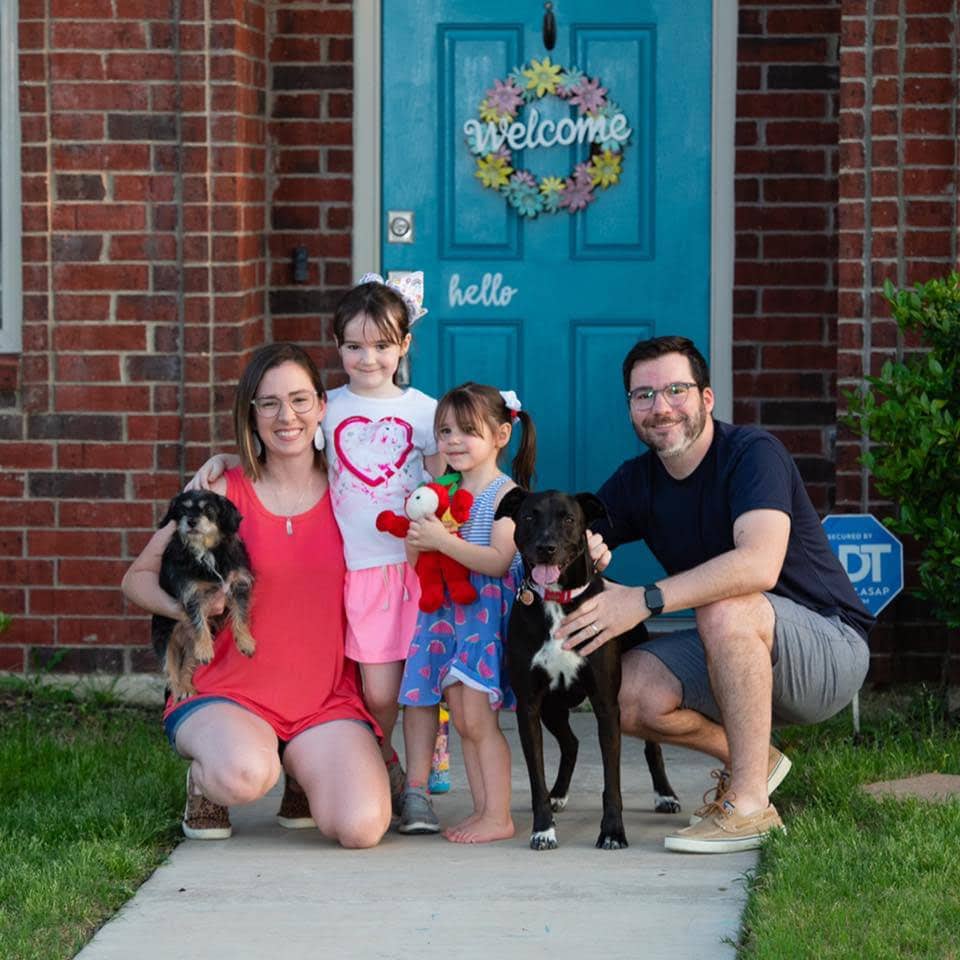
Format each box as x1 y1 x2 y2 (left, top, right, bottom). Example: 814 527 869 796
644 583 664 617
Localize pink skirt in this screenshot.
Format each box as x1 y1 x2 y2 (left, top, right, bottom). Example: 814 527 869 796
344 562 421 664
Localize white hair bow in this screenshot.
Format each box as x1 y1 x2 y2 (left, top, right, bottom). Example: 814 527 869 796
359 271 428 325
499 390 522 417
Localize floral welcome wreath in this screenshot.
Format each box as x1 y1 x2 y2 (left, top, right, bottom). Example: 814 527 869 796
465 56 631 218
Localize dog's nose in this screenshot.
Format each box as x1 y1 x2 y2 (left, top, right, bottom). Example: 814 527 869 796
536 542 557 557
186 517 198 528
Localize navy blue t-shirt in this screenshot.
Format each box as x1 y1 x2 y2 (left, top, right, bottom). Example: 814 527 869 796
595 420 874 641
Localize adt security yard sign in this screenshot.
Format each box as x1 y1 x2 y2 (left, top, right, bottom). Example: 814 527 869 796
822 514 903 616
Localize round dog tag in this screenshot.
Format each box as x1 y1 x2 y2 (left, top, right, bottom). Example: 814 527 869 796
519 588 535 606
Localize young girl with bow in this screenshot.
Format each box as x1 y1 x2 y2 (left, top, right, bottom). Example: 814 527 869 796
398 382 536 843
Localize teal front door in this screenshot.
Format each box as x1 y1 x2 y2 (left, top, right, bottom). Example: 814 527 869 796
382 1 714 587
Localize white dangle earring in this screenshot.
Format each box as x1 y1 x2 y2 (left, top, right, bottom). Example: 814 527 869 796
253 433 263 457
313 426 326 452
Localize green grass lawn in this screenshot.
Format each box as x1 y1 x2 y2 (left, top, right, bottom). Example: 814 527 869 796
0 679 184 960
738 688 960 959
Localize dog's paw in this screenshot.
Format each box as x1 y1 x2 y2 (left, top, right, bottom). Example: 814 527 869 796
654 793 682 814
596 830 629 850
235 640 256 658
549 794 569 813
530 827 558 851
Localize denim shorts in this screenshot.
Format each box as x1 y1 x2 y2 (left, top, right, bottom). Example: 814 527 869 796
641 592 871 727
163 696 239 749
163 696 373 755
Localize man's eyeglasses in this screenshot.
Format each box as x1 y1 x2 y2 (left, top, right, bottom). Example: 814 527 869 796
251 392 319 418
626 382 699 410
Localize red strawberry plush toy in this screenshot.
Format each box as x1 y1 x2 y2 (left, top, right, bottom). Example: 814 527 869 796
376 477 478 613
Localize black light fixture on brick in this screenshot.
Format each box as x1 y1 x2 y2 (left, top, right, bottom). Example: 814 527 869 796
292 246 309 284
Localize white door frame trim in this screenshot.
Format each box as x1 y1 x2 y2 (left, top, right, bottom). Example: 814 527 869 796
353 0 735 420
0 0 22 353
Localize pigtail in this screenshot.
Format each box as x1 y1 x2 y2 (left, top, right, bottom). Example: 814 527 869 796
510 409 537 491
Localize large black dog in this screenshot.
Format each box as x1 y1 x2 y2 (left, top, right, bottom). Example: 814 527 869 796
153 491 255 701
495 488 680 850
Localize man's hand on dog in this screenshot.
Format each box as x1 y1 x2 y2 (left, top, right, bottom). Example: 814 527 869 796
558 582 648 656
586 530 612 573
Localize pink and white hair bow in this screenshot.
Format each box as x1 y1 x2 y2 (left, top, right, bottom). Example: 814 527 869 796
359 271 428 325
499 390 522 419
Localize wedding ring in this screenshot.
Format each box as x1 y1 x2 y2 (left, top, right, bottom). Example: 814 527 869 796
592 623 600 636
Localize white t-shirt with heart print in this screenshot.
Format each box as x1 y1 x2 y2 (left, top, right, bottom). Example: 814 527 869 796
324 385 439 570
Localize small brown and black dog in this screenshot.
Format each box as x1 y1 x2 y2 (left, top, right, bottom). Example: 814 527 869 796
152 490 255 700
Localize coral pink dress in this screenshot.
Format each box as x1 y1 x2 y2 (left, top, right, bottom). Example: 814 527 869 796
162 467 375 741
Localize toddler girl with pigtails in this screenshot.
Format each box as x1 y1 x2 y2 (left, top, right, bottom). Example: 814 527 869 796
397 382 536 843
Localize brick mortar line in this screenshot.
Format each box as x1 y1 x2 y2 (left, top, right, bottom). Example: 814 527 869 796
202 0 215 456
173 0 188 491
42 0 56 552
860 4 873 514
951 0 958 267
896 1 907 304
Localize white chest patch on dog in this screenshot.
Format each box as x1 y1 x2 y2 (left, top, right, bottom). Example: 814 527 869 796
531 602 584 691
186 539 220 580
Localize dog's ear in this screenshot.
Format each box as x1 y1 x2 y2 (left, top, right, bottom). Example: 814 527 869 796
220 498 243 536
158 493 182 528
576 492 609 526
494 486 527 522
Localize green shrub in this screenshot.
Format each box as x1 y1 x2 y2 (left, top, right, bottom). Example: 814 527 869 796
845 273 960 631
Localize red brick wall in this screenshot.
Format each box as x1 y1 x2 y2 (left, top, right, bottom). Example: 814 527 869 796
1 0 955 679
267 0 352 381
2 0 269 673
835 0 959 683
733 0 842 515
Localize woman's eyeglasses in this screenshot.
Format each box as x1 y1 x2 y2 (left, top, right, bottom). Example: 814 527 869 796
251 392 319 418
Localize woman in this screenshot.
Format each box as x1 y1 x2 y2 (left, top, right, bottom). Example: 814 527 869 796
122 343 390 848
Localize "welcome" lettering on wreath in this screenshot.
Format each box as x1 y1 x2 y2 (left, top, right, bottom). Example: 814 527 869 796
462 57 632 218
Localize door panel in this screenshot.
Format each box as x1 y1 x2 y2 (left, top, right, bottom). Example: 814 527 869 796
383 0 713 588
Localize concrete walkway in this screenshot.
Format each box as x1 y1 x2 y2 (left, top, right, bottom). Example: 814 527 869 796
77 713 756 959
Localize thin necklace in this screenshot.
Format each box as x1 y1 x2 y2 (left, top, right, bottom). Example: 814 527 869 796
265 475 311 535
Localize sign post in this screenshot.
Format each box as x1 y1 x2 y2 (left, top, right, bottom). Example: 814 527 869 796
822 514 904 732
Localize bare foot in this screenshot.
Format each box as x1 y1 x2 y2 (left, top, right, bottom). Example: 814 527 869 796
445 814 514 844
442 812 481 841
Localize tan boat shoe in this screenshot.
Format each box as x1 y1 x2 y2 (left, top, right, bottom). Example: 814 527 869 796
689 745 792 825
666 798 785 853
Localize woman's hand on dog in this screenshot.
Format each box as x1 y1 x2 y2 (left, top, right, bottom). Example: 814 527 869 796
558 582 647 657
205 591 227 617
185 454 240 492
587 531 612 573
121 521 187 621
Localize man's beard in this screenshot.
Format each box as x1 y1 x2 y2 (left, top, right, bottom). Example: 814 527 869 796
633 396 708 458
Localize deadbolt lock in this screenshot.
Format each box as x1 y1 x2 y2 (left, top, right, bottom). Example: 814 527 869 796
387 210 415 243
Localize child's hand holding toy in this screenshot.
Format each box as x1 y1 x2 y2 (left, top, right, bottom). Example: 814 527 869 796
376 474 478 613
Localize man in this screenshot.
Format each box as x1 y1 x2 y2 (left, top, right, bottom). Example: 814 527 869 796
559 336 872 853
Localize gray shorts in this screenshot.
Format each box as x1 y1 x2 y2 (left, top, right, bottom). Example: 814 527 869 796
641 593 870 727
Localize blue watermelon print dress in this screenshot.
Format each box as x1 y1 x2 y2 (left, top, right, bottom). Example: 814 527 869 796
398 473 520 710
